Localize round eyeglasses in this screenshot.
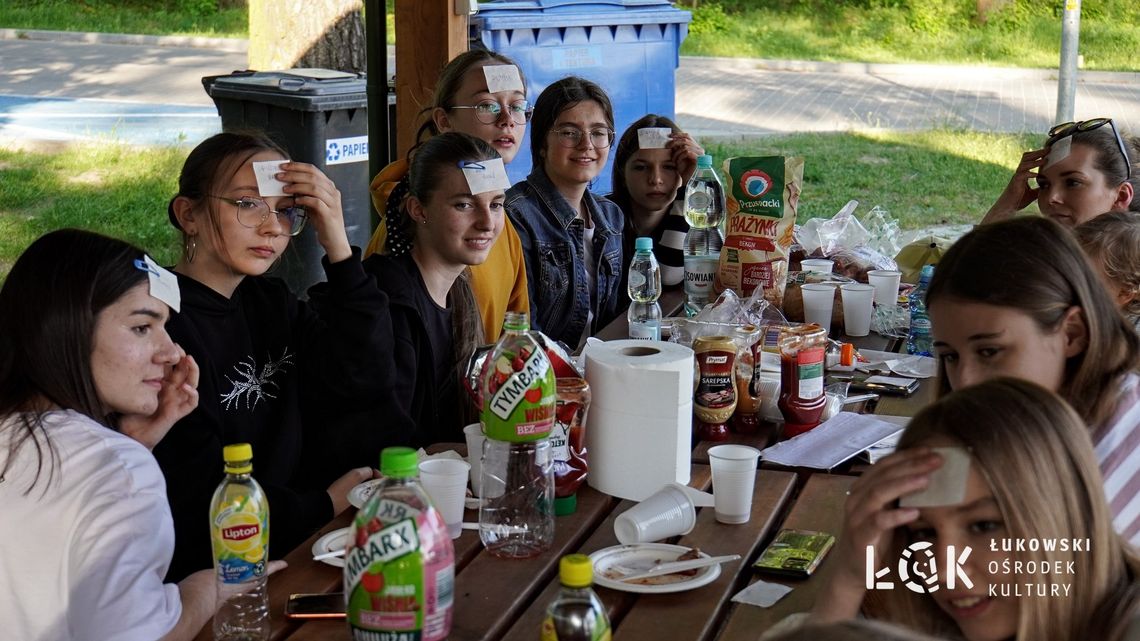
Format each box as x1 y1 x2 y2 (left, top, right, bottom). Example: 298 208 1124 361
210 196 308 236
449 99 533 125
551 127 615 150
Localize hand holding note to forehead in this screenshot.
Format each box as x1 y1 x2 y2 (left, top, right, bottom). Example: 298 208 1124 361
483 65 524 94
252 160 288 197
900 446 971 508
460 158 512 195
637 128 673 150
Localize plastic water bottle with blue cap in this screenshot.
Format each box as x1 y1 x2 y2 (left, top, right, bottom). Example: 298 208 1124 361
627 237 662 340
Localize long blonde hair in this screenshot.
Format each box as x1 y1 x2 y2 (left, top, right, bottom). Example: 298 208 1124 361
876 378 1139 640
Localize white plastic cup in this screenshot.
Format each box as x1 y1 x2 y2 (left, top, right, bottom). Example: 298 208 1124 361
800 259 835 274
463 423 486 497
707 445 761 524
867 270 902 307
613 483 697 544
801 283 837 334
840 283 875 337
418 458 471 539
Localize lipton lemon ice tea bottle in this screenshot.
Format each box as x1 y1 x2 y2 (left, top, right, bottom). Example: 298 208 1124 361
210 443 270 640
346 447 455 641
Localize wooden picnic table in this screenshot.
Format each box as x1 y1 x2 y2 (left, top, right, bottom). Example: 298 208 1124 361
198 293 931 641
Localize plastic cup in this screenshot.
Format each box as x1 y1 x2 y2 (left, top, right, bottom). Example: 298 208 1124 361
613 483 697 544
463 423 486 497
418 458 471 539
801 283 836 333
707 445 761 524
800 259 834 274
867 270 902 307
840 283 875 337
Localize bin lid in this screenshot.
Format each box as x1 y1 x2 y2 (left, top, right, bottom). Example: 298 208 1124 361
475 0 690 28
202 69 369 112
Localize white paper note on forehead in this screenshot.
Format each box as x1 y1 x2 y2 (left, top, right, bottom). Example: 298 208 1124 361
1046 136 1072 169
252 160 288 197
138 255 181 313
483 65 524 94
637 128 673 149
900 446 971 508
461 158 511 195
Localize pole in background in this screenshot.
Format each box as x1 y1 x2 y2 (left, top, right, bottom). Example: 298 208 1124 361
365 0 390 231
1055 0 1081 124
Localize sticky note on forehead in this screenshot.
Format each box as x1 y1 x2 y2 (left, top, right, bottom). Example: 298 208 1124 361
252 160 288 197
1046 136 1072 169
637 128 672 149
137 255 181 313
483 65 523 94
461 157 511 195
899 446 971 508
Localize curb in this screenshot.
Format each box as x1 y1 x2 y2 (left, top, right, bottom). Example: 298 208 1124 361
0 28 248 53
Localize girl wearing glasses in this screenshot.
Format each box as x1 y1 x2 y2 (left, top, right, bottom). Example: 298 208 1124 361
366 49 531 343
925 217 1140 546
363 133 504 442
159 132 403 581
506 76 625 349
983 118 1140 227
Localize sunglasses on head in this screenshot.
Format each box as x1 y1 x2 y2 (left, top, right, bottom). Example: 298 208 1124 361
1047 118 1132 180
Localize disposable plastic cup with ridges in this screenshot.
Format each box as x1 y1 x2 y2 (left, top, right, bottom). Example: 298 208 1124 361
840 283 875 337
801 283 836 334
613 483 697 544
867 269 902 307
463 423 486 497
707 445 760 524
418 458 471 539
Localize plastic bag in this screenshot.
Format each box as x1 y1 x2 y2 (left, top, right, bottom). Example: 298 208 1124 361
796 200 899 282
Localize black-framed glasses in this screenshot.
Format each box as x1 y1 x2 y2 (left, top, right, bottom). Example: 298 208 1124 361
209 196 308 236
1048 118 1132 179
551 127 615 149
449 99 532 125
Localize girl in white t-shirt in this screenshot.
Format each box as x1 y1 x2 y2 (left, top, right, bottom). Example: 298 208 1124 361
0 229 276 641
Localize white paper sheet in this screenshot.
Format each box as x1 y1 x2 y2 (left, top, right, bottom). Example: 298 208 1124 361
761 412 905 469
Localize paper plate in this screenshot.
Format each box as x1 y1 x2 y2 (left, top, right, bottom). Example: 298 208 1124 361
347 479 384 509
589 543 720 594
312 527 351 567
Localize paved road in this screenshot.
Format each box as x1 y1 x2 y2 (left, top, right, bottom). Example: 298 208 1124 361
2 33 1139 146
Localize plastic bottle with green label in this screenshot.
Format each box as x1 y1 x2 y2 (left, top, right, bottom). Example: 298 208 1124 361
480 311 556 442
540 554 611 641
210 443 270 641
345 447 454 641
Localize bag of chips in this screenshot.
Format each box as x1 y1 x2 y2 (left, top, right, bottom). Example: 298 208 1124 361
718 156 804 308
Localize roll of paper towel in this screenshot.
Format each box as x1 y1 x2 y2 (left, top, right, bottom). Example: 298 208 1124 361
584 340 694 501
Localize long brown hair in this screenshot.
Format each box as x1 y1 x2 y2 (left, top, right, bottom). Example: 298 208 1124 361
926 216 1139 427
414 48 525 147
878 378 1140 640
609 113 684 212
1069 125 1140 212
1075 211 1140 320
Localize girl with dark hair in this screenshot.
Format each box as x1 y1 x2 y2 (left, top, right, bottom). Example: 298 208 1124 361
0 229 258 640
159 131 404 581
1075 211 1140 334
506 75 625 349
364 132 505 443
366 49 531 342
925 216 1140 545
983 118 1139 226
609 113 703 289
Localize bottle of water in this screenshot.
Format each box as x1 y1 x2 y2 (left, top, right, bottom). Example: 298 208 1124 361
627 236 663 340
906 264 935 356
540 554 611 641
683 155 725 316
209 443 269 641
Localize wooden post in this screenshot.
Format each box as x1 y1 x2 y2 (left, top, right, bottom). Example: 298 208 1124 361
394 0 468 157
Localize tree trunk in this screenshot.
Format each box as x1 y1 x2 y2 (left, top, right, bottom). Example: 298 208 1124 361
975 0 1013 23
249 0 366 73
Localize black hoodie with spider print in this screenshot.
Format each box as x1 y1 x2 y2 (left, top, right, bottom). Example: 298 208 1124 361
154 248 412 582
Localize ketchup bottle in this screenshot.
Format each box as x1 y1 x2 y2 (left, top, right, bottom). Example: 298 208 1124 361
777 324 828 438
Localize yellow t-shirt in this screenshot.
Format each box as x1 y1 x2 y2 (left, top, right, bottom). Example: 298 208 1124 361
367 160 529 343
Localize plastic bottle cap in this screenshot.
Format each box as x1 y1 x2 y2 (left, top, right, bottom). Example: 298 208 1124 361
380 447 418 478
559 554 593 588
634 237 653 252
223 443 252 463
554 494 577 516
696 154 712 169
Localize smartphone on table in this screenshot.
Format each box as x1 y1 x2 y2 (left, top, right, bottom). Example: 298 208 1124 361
284 592 346 619
752 529 836 578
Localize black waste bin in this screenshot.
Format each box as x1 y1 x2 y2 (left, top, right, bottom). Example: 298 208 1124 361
473 0 691 194
203 69 379 295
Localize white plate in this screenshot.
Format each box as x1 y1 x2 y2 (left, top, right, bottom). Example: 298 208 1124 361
348 479 384 509
312 527 351 567
589 543 720 594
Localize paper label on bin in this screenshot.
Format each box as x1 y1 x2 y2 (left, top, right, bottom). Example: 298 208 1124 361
482 65 524 94
460 157 511 195
326 135 369 166
637 128 673 150
252 160 288 197
551 46 602 70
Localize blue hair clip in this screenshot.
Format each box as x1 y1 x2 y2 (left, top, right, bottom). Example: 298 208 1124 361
133 258 160 276
458 161 486 171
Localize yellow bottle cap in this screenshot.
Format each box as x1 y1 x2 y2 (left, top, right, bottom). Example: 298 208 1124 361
559 554 593 588
223 443 253 473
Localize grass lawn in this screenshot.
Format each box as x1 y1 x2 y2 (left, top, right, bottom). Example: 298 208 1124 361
0 129 1036 281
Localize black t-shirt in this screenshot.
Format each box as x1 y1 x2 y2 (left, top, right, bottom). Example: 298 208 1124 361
399 253 454 391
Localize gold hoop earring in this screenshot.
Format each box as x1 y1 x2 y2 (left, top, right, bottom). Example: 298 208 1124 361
185 235 197 263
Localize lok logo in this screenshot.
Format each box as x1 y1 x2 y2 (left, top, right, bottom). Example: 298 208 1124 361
866 542 974 593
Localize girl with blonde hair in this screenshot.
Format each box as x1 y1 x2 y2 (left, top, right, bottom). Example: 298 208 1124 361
1075 211 1140 333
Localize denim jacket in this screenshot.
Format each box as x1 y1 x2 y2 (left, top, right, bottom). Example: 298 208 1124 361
506 169 625 347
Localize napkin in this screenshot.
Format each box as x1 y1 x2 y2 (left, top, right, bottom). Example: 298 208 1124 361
883 355 937 378
731 578 794 607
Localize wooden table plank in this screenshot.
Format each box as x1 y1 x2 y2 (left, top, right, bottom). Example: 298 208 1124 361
692 426 776 465
713 473 856 640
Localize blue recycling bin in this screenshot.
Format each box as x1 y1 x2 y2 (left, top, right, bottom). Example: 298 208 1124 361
474 0 691 195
